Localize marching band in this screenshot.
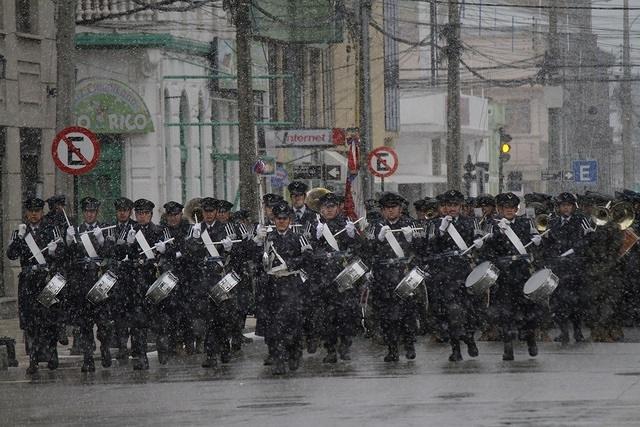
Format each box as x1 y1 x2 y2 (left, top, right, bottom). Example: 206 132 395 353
7 182 640 375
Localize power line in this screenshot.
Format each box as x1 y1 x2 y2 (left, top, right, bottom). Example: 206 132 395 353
434 1 640 11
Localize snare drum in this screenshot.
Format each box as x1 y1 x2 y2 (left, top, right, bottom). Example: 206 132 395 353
334 259 369 293
209 271 241 304
86 270 118 304
465 261 499 295
145 271 179 304
523 268 559 303
394 267 428 299
37 273 67 308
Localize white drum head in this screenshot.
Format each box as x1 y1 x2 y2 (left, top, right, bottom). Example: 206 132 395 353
523 269 551 295
465 261 491 288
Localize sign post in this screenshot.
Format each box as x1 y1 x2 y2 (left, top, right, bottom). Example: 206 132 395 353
367 147 399 191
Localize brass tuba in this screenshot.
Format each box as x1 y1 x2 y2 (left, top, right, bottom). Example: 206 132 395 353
184 197 203 224
534 214 549 233
306 187 332 212
590 202 635 230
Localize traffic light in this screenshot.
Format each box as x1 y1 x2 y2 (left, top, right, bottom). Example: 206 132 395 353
499 127 512 162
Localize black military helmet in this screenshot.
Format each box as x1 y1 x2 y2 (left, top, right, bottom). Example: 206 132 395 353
24 197 45 211
46 194 66 210
114 197 134 210
80 196 101 211
615 189 640 204
163 201 184 215
436 189 465 204
287 181 308 196
271 203 292 218
581 191 611 207
319 192 340 207
495 192 520 207
200 197 219 211
378 192 405 208
133 198 155 212
555 192 578 205
413 198 430 211
217 200 234 212
232 209 251 221
263 193 285 207
476 194 496 207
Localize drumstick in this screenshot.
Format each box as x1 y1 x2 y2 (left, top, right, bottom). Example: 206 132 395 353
460 233 492 256
334 217 366 237
62 208 77 243
79 225 116 236
205 239 242 246
523 229 551 248
388 227 424 233
28 237 63 260
138 237 175 255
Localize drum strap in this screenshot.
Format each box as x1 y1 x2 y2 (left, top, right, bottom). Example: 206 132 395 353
385 231 405 258
25 233 46 265
80 233 99 258
322 223 340 251
200 231 223 266
135 231 155 260
446 223 469 252
501 224 528 255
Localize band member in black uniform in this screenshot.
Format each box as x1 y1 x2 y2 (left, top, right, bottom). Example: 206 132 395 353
63 197 114 372
109 197 137 360
126 198 164 370
618 190 640 327
430 190 481 361
255 203 312 375
192 198 238 368
312 192 360 363
7 198 63 374
481 192 543 360
44 194 68 230
156 201 193 362
370 192 420 362
288 181 316 225
544 192 588 344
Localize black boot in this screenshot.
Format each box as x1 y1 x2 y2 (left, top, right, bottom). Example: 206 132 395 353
202 354 218 368
133 354 149 370
448 340 463 362
272 360 287 375
26 355 38 375
323 348 338 363
70 329 82 355
288 356 300 371
101 346 112 368
81 355 96 373
263 355 274 366
554 323 570 345
573 322 585 343
502 340 514 361
526 334 538 357
338 338 352 361
306 337 317 354
47 347 59 370
404 342 416 360
463 334 479 358
5 338 19 367
157 336 169 365
384 345 399 362
58 327 69 346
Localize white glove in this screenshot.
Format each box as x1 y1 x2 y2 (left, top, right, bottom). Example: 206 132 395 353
473 237 484 249
316 222 325 240
47 241 58 254
222 237 233 252
345 220 356 238
401 226 413 243
93 226 105 246
439 216 452 232
377 225 391 242
66 225 76 244
253 224 267 244
191 223 202 239
531 234 542 246
155 240 167 254
175 251 182 258
18 224 27 239
301 241 312 252
365 271 374 282
126 228 136 244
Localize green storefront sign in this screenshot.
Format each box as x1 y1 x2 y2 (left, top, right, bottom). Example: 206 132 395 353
73 78 154 134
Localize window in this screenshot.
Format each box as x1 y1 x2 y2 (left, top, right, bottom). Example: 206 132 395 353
20 127 42 202
0 56 5 79
432 138 442 176
505 100 531 134
15 0 38 34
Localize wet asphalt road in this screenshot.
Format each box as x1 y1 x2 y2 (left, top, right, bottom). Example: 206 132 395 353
3 334 640 426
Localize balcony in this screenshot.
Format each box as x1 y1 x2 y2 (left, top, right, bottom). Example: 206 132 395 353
76 0 157 23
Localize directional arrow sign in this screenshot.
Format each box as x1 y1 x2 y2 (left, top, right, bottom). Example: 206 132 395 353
562 170 575 181
323 165 341 181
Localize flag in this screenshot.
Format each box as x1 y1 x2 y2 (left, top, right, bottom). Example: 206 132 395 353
344 135 362 219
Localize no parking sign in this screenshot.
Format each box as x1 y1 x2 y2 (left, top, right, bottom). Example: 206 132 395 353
51 126 101 175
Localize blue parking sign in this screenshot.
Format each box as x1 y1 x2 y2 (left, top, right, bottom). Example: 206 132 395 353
572 160 598 184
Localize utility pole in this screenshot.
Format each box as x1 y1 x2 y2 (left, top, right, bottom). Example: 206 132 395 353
622 0 634 188
547 2 561 194
445 0 461 191
358 0 374 200
55 0 77 203
234 0 259 217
